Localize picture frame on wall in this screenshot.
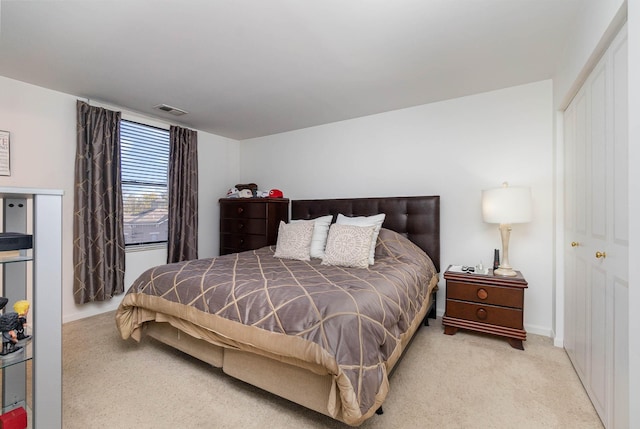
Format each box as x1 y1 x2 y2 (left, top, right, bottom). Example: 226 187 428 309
0 130 10 176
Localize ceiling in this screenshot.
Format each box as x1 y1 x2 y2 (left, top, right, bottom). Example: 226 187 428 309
0 1 582 140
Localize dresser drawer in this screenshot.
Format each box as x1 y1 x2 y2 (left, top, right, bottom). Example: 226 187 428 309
446 280 523 309
221 202 267 219
221 218 268 235
446 300 523 329
220 233 268 252
219 198 289 256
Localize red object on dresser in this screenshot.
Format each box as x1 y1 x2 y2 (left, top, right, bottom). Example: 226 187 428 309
0 406 27 429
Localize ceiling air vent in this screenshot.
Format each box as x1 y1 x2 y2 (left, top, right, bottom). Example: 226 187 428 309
153 104 188 116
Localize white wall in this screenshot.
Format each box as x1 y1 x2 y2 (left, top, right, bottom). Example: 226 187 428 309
0 76 240 323
240 80 555 336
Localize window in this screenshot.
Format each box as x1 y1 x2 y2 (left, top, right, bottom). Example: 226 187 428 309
120 120 170 246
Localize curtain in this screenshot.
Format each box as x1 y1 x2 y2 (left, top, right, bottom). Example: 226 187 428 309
73 101 125 304
167 125 198 263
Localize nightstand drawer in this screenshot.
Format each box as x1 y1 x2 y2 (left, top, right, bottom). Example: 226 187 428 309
220 233 268 252
221 202 267 219
446 300 523 329
221 218 267 235
446 280 523 309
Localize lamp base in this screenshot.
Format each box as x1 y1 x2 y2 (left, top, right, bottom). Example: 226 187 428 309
494 267 517 277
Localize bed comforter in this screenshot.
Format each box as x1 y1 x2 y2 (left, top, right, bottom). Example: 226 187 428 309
116 228 438 425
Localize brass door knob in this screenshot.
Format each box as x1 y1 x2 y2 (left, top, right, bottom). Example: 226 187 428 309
571 242 579 247
595 251 607 259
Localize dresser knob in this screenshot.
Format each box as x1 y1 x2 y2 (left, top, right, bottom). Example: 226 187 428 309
477 288 488 300
238 223 244 229
237 207 244 214
476 308 487 320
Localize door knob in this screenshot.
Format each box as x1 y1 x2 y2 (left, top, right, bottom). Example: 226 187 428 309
571 242 579 247
595 251 606 259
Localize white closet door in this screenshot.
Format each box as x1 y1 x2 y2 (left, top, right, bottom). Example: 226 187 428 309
563 26 628 429
609 30 629 429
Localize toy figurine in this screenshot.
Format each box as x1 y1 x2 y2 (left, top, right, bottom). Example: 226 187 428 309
0 298 30 356
13 300 30 341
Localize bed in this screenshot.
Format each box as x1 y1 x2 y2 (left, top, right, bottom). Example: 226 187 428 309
115 196 440 426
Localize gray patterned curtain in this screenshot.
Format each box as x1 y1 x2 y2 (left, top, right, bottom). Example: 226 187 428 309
73 100 125 304
167 125 198 263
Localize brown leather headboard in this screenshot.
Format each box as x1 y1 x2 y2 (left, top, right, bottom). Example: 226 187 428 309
291 196 440 272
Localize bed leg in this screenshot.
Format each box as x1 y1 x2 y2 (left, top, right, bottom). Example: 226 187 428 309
376 406 384 415
423 290 438 326
428 290 437 319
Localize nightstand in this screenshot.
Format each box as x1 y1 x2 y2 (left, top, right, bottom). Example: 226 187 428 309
442 266 528 350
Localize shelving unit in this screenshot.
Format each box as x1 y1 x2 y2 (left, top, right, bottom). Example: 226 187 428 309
0 187 62 429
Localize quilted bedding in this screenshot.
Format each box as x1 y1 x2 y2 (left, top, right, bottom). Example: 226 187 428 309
116 228 438 425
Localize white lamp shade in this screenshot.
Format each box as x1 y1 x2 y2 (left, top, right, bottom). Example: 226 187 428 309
482 185 532 224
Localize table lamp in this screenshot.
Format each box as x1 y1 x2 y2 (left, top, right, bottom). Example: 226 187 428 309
482 182 532 276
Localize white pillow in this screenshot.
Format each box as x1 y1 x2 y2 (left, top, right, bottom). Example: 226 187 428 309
321 224 376 269
273 221 314 261
336 213 386 265
291 215 333 258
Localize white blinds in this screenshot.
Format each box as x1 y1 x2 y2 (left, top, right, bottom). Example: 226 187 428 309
120 120 170 245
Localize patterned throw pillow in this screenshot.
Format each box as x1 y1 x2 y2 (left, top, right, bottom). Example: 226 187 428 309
322 223 376 268
273 221 314 261
336 213 385 265
290 215 333 258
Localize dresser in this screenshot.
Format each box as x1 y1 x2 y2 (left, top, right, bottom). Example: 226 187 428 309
219 198 289 255
442 266 528 350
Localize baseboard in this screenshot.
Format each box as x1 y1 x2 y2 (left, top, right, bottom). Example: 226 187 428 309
63 298 122 324
551 328 564 348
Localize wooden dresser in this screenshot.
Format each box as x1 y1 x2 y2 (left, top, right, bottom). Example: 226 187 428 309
442 266 528 349
219 198 289 255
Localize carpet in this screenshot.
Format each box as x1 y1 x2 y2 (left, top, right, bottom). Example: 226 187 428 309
62 311 602 429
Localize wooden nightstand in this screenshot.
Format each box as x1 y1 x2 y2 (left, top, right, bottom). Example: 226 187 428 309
442 266 528 350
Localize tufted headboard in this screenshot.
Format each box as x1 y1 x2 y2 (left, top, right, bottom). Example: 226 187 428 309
291 196 440 272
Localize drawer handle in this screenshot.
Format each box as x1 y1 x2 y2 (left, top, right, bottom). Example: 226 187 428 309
237 207 244 214
477 288 488 300
238 223 244 229
239 239 244 244
476 308 487 320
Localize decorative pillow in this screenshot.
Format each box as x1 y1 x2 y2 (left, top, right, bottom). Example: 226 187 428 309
290 215 333 258
322 224 376 268
273 221 314 261
336 213 386 265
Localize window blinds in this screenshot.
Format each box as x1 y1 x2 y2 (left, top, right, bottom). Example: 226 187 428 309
120 120 170 245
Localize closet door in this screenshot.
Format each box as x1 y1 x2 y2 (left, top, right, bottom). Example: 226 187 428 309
563 26 628 429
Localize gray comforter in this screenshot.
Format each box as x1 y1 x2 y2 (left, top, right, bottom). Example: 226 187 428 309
116 228 438 425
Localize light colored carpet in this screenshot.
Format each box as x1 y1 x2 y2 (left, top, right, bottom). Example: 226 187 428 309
62 312 603 429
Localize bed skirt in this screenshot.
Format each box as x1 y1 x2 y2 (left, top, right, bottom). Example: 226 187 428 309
141 287 437 425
